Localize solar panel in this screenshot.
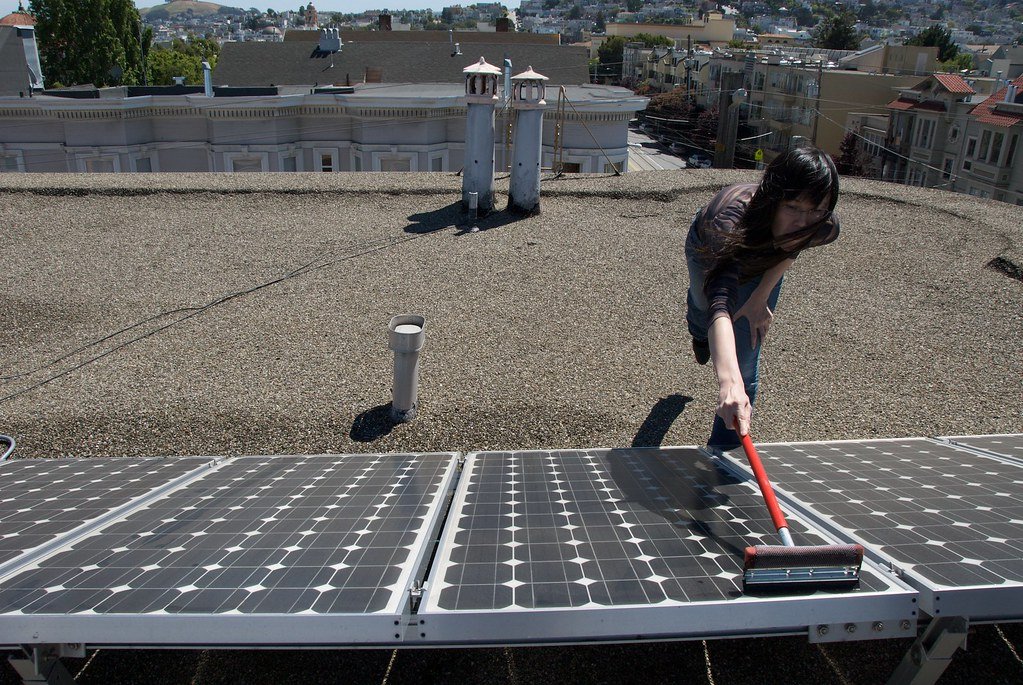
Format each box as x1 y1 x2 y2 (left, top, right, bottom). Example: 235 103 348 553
717 439 1023 620
0 457 214 571
417 448 916 645
941 434 1023 462
0 453 457 647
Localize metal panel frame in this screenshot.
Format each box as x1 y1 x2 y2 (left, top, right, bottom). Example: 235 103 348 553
937 434 1023 465
415 451 918 646
0 453 461 649
712 438 1023 621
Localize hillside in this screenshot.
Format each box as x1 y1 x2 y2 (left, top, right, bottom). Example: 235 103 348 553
139 0 245 20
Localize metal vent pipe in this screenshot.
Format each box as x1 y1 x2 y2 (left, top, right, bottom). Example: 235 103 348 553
388 315 426 422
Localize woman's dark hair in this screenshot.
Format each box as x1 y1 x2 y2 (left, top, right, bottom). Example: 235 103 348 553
704 145 839 294
744 145 839 236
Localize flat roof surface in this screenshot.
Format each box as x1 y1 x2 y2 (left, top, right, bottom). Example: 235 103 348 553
0 171 1021 683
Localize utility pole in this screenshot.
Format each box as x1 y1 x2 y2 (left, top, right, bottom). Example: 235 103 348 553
714 72 746 169
811 60 823 146
684 34 692 101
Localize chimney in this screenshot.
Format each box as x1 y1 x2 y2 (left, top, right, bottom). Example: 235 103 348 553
318 27 340 52
379 13 391 31
1006 84 1018 103
202 61 213 97
388 315 426 423
462 57 502 214
508 66 549 215
503 58 512 102
496 17 511 32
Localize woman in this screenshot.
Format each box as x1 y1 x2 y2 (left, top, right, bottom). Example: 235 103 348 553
686 146 840 450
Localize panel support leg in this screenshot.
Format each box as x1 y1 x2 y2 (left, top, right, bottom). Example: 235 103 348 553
886 616 969 685
8 645 78 685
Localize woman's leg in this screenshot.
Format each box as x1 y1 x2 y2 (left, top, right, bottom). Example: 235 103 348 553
707 275 785 450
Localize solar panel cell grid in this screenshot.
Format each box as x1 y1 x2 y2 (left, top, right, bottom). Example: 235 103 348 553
0 458 211 565
0 454 453 617
430 448 890 613
734 440 1023 589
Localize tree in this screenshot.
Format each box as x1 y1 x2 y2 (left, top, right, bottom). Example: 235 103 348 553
31 0 148 88
836 131 866 176
646 87 695 118
148 37 221 85
594 10 606 32
597 35 624 78
940 52 974 73
626 0 642 12
791 5 814 27
632 32 673 47
566 3 582 20
812 11 860 50
905 25 958 62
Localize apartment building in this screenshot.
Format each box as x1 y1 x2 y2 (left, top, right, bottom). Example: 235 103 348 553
0 83 646 175
702 49 922 160
883 73 1023 203
606 12 736 48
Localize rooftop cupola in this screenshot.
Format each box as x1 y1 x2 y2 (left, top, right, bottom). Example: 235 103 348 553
511 65 549 110
463 56 501 104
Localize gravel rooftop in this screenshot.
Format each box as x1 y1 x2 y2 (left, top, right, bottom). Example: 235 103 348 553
0 170 1021 684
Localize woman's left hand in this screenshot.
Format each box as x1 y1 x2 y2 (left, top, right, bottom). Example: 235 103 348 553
732 298 773 348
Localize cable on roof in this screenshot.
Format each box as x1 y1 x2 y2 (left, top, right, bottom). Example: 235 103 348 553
0 434 14 460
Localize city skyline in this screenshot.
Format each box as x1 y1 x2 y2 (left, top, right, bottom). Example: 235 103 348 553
0 0 511 21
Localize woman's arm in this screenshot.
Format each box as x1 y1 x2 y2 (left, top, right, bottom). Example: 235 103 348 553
708 312 751 437
732 257 795 348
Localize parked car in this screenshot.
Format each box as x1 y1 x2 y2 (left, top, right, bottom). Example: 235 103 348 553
688 153 712 169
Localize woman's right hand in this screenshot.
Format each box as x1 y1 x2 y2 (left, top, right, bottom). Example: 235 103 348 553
717 381 751 436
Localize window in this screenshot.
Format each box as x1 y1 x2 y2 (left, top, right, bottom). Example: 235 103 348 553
603 162 621 173
431 156 444 172
560 162 581 173
942 156 954 180
965 137 977 157
224 152 267 172
320 153 333 172
0 153 23 172
135 157 152 173
353 154 362 172
988 132 1004 164
1007 135 1019 167
282 155 297 172
230 157 262 172
978 130 991 160
84 158 116 173
915 118 935 149
379 157 411 172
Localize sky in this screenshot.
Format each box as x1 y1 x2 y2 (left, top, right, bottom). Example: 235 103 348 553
0 1 515 18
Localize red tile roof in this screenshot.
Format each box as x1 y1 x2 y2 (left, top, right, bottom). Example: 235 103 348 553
0 11 34 25
971 74 1023 128
933 73 976 95
886 97 945 112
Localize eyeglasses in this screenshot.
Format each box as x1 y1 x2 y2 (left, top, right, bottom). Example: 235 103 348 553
780 204 830 222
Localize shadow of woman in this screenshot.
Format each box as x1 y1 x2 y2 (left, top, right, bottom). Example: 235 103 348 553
631 394 692 448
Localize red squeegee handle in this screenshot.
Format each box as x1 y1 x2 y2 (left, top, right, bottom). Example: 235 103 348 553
739 432 789 534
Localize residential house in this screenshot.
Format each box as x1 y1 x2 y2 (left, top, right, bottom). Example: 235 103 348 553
881 73 980 188
954 74 1023 203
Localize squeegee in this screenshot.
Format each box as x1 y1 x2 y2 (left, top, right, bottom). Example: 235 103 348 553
737 431 864 592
